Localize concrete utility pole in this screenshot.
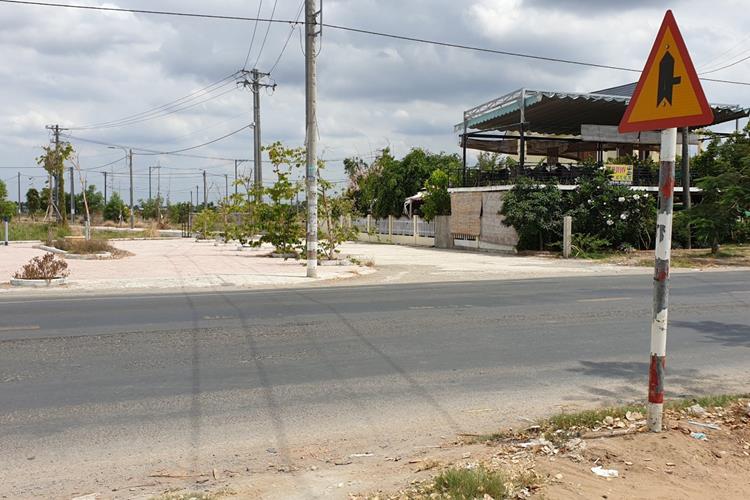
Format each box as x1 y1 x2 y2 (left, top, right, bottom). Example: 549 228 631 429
681 127 691 249
156 166 161 222
69 166 75 219
239 71 273 200
225 174 229 200
17 172 21 214
102 171 108 205
149 166 153 201
196 185 199 209
305 0 321 278
203 171 208 210
648 127 677 433
128 149 134 229
234 160 239 196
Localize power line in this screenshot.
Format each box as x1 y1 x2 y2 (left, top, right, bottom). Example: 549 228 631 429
269 1 305 75
70 80 239 130
700 53 750 76
252 0 278 69
242 0 263 69
62 125 252 159
2 0 749 86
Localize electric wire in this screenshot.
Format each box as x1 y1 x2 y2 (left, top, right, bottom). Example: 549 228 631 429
2 0 749 86
242 0 263 69
252 0 278 69
269 0 304 75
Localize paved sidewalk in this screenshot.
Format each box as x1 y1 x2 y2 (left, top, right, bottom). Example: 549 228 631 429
0 239 369 293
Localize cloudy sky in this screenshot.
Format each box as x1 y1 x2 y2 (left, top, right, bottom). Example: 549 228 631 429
1 0 748 204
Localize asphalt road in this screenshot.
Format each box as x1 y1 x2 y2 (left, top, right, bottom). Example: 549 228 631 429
1 271 749 497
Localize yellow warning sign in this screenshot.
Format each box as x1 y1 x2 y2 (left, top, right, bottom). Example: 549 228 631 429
619 10 713 133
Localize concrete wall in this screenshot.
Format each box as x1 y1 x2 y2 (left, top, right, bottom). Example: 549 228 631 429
434 216 452 249
479 192 519 249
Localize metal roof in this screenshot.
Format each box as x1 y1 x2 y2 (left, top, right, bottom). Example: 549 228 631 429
455 86 749 136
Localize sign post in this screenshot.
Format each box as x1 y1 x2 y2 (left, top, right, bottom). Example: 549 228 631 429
619 10 714 432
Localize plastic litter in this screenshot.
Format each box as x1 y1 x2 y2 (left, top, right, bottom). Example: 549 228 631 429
688 420 721 430
591 466 619 478
690 432 708 441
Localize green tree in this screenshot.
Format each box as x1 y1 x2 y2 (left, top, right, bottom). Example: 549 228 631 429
688 127 750 253
318 163 357 259
365 148 461 218
257 142 305 254
0 180 17 220
421 168 451 221
500 177 563 250
103 192 127 222
76 185 104 217
26 188 42 215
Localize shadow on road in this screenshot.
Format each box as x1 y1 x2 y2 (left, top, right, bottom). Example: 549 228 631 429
673 320 750 348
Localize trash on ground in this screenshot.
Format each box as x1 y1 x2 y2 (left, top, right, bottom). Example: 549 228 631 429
690 432 708 441
591 466 619 478
687 404 707 417
688 421 721 430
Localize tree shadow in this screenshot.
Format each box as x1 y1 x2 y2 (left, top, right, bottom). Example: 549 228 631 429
566 360 725 401
672 320 750 348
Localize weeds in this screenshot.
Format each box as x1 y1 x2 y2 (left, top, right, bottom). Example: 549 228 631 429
14 253 69 280
431 466 507 499
50 238 112 254
8 222 70 242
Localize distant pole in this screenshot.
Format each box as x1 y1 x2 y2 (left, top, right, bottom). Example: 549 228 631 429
128 149 134 229
648 127 677 433
148 166 153 201
225 174 229 200
69 166 75 219
562 216 572 258
234 160 239 196
252 69 263 198
196 185 199 210
305 0 320 278
156 166 161 222
203 170 207 210
103 171 108 205
17 172 21 214
681 127 691 249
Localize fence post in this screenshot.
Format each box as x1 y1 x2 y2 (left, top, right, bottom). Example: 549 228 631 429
563 216 572 258
366 214 372 240
388 215 394 241
413 215 418 245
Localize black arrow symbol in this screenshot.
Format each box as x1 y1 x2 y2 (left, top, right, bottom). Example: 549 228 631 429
657 50 681 107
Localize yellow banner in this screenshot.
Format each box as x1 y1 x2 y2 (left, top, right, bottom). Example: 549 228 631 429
609 164 633 184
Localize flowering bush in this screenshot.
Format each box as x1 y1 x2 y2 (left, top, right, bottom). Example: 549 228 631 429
566 172 656 249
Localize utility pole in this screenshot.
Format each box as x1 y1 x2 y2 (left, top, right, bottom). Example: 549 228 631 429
103 171 108 205
305 0 321 278
648 127 677 433
234 160 239 196
69 166 75 220
681 127 691 249
196 185 199 210
129 149 134 229
17 172 21 214
225 174 229 201
239 71 274 200
149 166 153 201
203 170 208 210
45 124 67 223
156 166 161 222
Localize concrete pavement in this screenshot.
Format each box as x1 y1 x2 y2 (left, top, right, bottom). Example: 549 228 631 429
1 271 749 498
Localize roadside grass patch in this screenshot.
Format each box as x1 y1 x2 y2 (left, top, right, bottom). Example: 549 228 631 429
431 466 507 499
151 489 232 500
542 404 646 432
666 393 748 411
8 222 70 241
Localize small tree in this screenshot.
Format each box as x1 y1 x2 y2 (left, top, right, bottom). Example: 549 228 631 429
421 168 451 221
37 142 74 224
318 162 357 260
257 142 305 255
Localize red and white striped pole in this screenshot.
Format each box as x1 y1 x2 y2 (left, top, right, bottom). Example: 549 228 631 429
648 127 677 432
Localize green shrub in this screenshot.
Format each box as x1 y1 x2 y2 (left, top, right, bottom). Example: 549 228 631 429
432 467 507 499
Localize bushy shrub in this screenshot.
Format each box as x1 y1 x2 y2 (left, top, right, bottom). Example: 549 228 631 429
501 177 563 250
14 253 69 280
51 238 112 254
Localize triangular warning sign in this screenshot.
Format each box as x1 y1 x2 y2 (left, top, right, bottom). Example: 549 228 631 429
619 10 713 133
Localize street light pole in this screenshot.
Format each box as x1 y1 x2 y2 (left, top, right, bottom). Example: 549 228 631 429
128 149 134 229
